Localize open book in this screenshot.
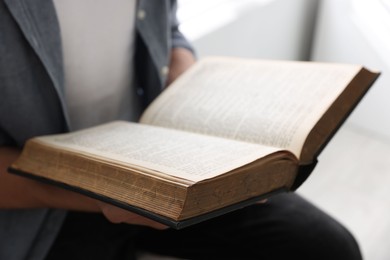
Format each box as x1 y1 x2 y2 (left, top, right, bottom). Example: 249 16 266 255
9 57 379 229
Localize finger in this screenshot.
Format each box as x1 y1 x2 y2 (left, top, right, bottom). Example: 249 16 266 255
99 203 168 229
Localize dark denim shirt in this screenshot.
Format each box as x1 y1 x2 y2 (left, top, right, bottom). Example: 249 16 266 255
0 0 192 259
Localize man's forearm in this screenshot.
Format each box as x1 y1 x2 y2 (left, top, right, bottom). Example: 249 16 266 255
0 146 100 211
0 146 166 229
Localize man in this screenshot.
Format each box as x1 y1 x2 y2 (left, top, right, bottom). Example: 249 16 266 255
0 0 362 259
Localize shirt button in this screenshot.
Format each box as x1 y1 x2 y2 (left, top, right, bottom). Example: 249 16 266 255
137 10 146 20
137 88 144 96
161 66 169 76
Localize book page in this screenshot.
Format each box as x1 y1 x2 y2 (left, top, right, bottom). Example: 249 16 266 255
141 57 362 157
37 121 283 182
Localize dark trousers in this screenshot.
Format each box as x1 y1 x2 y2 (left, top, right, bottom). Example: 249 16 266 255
46 193 362 260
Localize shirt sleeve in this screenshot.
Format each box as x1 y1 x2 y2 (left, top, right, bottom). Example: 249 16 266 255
169 0 196 54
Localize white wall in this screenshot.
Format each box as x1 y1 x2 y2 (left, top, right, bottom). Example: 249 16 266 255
178 0 319 60
311 0 390 141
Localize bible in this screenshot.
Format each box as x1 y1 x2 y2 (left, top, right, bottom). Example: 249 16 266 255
9 57 379 229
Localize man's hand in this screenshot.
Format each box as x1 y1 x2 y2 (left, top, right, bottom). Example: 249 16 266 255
167 47 196 86
98 202 167 229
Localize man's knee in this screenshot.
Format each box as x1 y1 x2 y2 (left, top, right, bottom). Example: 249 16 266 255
268 193 362 260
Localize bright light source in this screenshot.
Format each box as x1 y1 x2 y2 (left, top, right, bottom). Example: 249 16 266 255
351 0 390 64
177 0 275 41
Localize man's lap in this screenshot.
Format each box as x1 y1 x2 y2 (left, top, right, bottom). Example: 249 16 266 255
46 193 362 260
136 192 361 259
